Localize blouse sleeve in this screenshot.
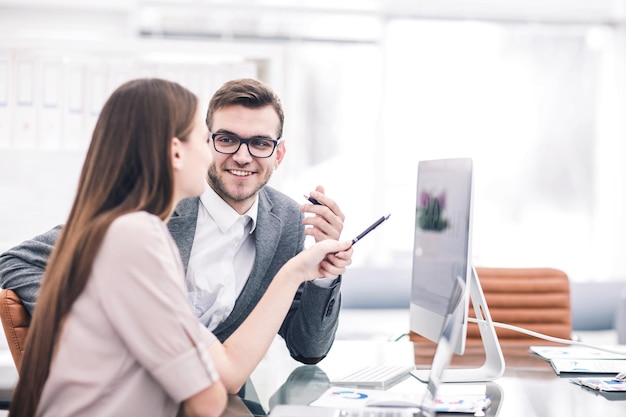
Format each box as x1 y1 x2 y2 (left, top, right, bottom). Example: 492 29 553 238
92 212 219 402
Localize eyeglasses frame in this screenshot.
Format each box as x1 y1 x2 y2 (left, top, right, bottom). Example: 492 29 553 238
210 132 282 158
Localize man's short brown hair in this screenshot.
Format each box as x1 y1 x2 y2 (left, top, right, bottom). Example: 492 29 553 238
206 78 285 138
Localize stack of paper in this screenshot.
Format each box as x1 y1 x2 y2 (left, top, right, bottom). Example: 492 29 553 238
310 385 489 414
571 377 626 392
530 345 626 375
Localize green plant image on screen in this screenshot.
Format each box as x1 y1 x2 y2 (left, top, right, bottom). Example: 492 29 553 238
417 191 450 231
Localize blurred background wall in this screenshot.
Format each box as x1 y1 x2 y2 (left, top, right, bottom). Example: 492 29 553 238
1 0 625 301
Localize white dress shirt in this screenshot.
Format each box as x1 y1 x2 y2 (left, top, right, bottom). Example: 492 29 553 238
185 184 257 331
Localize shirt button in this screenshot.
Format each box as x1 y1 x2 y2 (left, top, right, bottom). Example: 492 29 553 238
325 299 335 317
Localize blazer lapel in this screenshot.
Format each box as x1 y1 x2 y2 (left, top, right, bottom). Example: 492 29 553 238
249 192 281 289
218 190 281 329
167 197 199 270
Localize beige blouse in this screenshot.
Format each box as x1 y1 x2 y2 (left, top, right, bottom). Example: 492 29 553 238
37 211 220 417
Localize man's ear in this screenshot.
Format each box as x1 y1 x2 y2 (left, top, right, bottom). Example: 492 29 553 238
274 140 286 170
171 137 183 170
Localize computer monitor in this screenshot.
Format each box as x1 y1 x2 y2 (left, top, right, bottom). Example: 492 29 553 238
409 158 505 383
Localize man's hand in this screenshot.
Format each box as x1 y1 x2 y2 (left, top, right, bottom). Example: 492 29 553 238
301 185 345 242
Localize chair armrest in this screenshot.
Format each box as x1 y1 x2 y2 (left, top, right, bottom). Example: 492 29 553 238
0 289 31 371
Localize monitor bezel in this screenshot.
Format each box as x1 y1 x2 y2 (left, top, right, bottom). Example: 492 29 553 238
409 158 505 383
409 157 473 355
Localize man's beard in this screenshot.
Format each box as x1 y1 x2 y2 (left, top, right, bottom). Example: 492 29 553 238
207 163 271 203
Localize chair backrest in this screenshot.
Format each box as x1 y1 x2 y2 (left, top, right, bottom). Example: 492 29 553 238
0 289 31 371
410 267 572 345
467 267 572 343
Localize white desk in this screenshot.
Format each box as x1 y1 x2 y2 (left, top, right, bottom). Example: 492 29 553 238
241 337 626 417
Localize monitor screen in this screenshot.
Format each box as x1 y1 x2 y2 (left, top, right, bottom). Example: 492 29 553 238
409 158 473 355
409 158 505 382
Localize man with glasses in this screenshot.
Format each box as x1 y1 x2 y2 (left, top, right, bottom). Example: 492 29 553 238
0 78 346 365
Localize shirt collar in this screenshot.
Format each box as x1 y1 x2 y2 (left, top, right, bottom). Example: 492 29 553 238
200 184 258 234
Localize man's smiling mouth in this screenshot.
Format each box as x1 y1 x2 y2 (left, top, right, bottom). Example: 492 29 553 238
228 169 253 177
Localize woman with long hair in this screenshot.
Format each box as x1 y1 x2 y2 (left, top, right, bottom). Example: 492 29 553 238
9 78 352 417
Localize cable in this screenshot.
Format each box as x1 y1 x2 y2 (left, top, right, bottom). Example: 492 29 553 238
393 333 410 342
467 317 626 356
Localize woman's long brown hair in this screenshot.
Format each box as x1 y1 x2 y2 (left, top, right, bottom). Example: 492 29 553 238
9 78 198 417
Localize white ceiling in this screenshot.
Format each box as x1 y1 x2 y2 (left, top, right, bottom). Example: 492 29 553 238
1 0 625 21
1 0 624 44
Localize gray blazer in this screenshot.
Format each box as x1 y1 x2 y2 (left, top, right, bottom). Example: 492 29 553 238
0 186 342 363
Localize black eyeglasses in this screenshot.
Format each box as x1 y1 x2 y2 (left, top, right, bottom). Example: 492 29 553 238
211 132 281 158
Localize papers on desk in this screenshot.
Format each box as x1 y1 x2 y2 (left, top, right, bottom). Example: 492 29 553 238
529 345 626 375
550 359 626 375
571 377 626 392
310 385 489 414
530 345 626 361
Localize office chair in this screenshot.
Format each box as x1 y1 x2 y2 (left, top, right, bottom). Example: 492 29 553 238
0 289 31 371
411 267 572 345
466 267 572 343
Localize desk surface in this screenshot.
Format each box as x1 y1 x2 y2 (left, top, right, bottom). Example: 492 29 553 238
234 338 626 417
0 338 624 416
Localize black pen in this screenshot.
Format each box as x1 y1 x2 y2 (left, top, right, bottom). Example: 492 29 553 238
351 213 391 245
304 194 324 206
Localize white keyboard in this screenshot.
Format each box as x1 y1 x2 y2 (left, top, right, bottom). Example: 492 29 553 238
330 365 416 389
270 404 423 417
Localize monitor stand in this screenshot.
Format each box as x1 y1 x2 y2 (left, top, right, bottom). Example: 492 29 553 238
414 265 505 382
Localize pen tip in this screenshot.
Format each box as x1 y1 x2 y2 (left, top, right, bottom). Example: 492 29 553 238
385 213 391 219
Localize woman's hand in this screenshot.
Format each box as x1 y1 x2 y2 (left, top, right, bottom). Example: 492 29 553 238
286 240 353 282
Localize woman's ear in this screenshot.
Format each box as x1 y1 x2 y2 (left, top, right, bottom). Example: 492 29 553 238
171 137 184 170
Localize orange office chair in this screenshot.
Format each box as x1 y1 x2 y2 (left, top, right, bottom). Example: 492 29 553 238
0 289 31 372
467 267 572 343
411 267 572 344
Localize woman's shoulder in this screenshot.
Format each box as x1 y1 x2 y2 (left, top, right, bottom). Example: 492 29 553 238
96 211 178 273
106 211 167 245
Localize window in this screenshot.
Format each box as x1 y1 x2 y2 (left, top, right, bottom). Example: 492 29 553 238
280 19 624 282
